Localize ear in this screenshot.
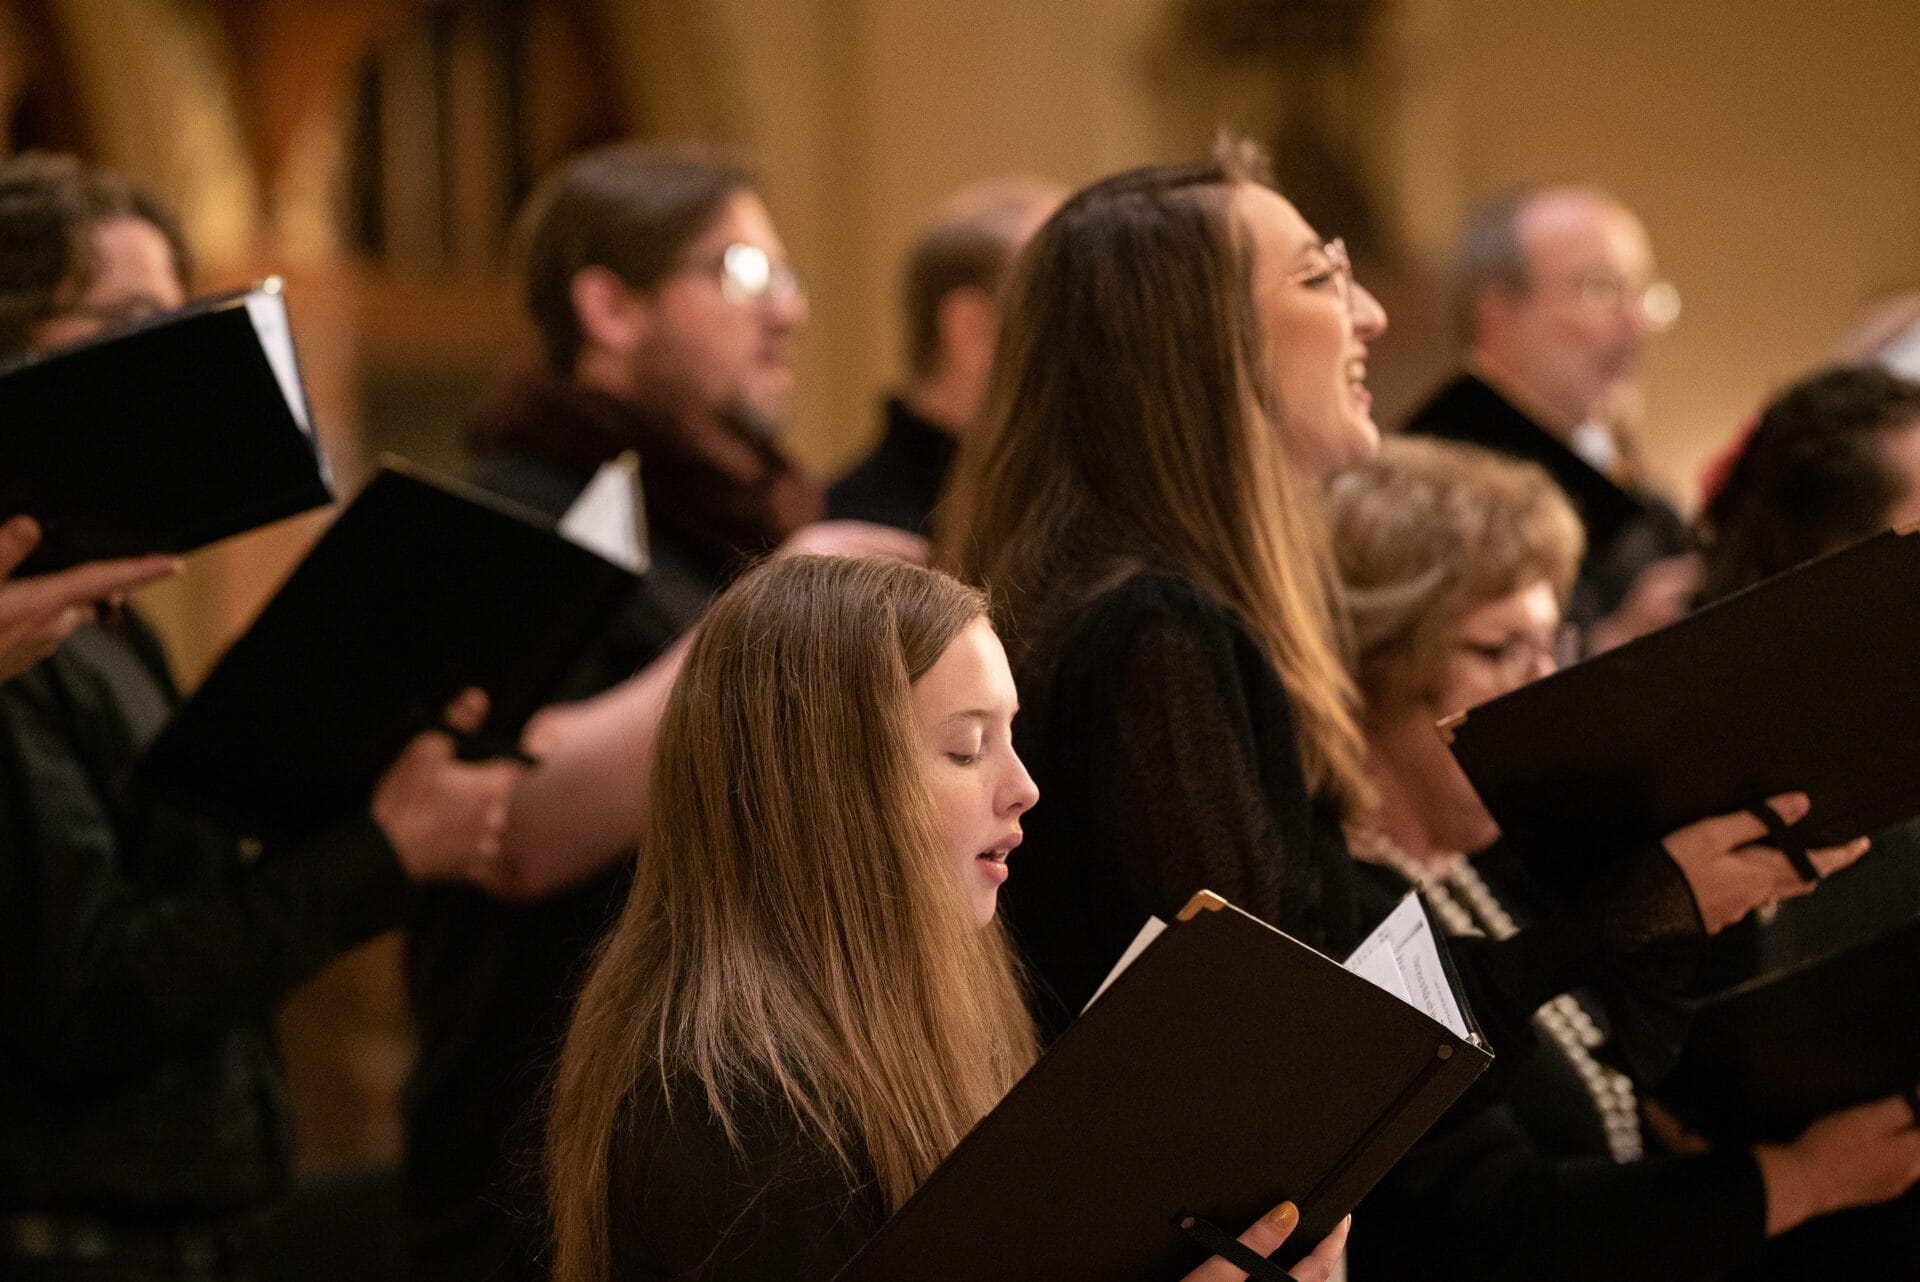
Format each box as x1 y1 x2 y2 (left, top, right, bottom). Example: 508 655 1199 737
935 285 1000 381
1471 282 1524 347
570 266 652 358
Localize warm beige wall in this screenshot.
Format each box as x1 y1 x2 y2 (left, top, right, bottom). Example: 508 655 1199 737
1400 0 1920 510
647 0 1185 478
666 0 1920 507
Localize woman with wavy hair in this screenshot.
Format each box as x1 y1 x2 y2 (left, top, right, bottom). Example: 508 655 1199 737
544 554 1350 1282
941 139 1869 1057
1331 437 1920 1281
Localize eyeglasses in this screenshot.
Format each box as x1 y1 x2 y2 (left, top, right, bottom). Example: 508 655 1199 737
1288 237 1354 314
1456 623 1580 685
1554 270 1681 332
682 242 803 308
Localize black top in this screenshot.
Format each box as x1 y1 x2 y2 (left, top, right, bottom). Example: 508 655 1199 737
402 447 696 1281
826 397 958 535
0 617 408 1222
606 1084 884 1281
1402 372 1692 628
1002 572 1698 1042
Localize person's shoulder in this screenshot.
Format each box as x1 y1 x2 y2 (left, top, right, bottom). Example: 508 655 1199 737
1066 568 1241 645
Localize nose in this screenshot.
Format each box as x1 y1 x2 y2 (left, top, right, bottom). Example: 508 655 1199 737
1350 281 1387 341
769 282 809 330
1001 751 1039 817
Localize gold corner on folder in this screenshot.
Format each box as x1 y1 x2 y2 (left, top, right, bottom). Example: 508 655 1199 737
1176 890 1229 921
1435 711 1466 745
1436 1045 1453 1061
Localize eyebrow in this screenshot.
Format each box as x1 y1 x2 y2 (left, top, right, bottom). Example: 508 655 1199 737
939 707 1016 726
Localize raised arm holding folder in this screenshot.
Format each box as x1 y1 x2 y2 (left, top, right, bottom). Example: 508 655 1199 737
836 890 1491 1280
1441 526 1920 882
137 456 641 840
0 281 332 572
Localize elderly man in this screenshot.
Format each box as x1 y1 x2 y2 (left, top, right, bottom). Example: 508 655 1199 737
1404 186 1693 651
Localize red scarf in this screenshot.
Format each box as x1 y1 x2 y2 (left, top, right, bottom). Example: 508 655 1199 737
466 369 823 568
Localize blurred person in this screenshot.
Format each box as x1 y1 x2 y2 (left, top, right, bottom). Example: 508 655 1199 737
1330 437 1920 1281
0 153 521 1282
1404 186 1694 652
828 175 1063 534
408 141 919 1282
544 553 1351 1282
1692 364 1920 1281
943 141 1862 1060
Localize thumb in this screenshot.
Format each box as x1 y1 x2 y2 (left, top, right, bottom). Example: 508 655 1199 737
0 516 41 579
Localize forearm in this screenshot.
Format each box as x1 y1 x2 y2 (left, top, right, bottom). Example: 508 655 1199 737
487 632 691 900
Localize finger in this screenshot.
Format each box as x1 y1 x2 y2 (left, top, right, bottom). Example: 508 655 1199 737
440 687 490 735
1808 835 1871 879
0 516 41 579
0 554 181 623
1675 791 1811 855
1181 1201 1297 1282
1290 1215 1351 1282
1767 836 1872 903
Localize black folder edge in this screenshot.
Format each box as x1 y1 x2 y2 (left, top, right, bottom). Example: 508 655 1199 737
1659 913 1920 1141
135 454 639 837
1440 524 1920 867
0 280 335 567
836 891 1492 1278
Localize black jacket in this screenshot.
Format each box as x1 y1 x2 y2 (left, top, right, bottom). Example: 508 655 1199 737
0 617 408 1221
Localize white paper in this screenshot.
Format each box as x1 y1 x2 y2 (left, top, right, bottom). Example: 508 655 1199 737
1343 893 1471 1040
241 281 313 435
1083 915 1166 1011
559 451 649 573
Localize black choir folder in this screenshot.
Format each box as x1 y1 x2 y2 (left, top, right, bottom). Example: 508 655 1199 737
0 281 332 572
138 458 641 839
837 892 1491 1281
1441 527 1920 883
1659 915 1920 1144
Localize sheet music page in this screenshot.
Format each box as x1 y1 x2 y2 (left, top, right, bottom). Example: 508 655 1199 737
1084 916 1166 1011
559 451 649 573
242 283 313 434
1344 893 1470 1038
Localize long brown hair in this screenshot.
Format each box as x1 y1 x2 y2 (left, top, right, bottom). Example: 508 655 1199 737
941 138 1375 816
546 555 1038 1282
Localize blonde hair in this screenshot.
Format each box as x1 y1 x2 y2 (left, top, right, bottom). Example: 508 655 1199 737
1328 436 1584 701
545 555 1038 1282
941 137 1375 817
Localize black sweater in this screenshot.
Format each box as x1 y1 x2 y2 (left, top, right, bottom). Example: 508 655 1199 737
999 570 1767 1280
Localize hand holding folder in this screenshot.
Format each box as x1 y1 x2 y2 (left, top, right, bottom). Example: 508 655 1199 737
1444 528 1920 889
137 458 641 841
0 514 179 681
835 891 1489 1280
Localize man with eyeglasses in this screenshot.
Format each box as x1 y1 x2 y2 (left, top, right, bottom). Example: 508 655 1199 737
1404 185 1694 654
404 141 829 1282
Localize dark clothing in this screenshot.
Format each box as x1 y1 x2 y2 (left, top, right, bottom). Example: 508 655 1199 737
0 617 409 1271
606 1086 884 1281
826 397 958 535
1403 372 1692 631
1350 859 1768 1282
405 372 779 1281
466 368 823 587
1002 571 1700 1062
1353 1098 1765 1282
